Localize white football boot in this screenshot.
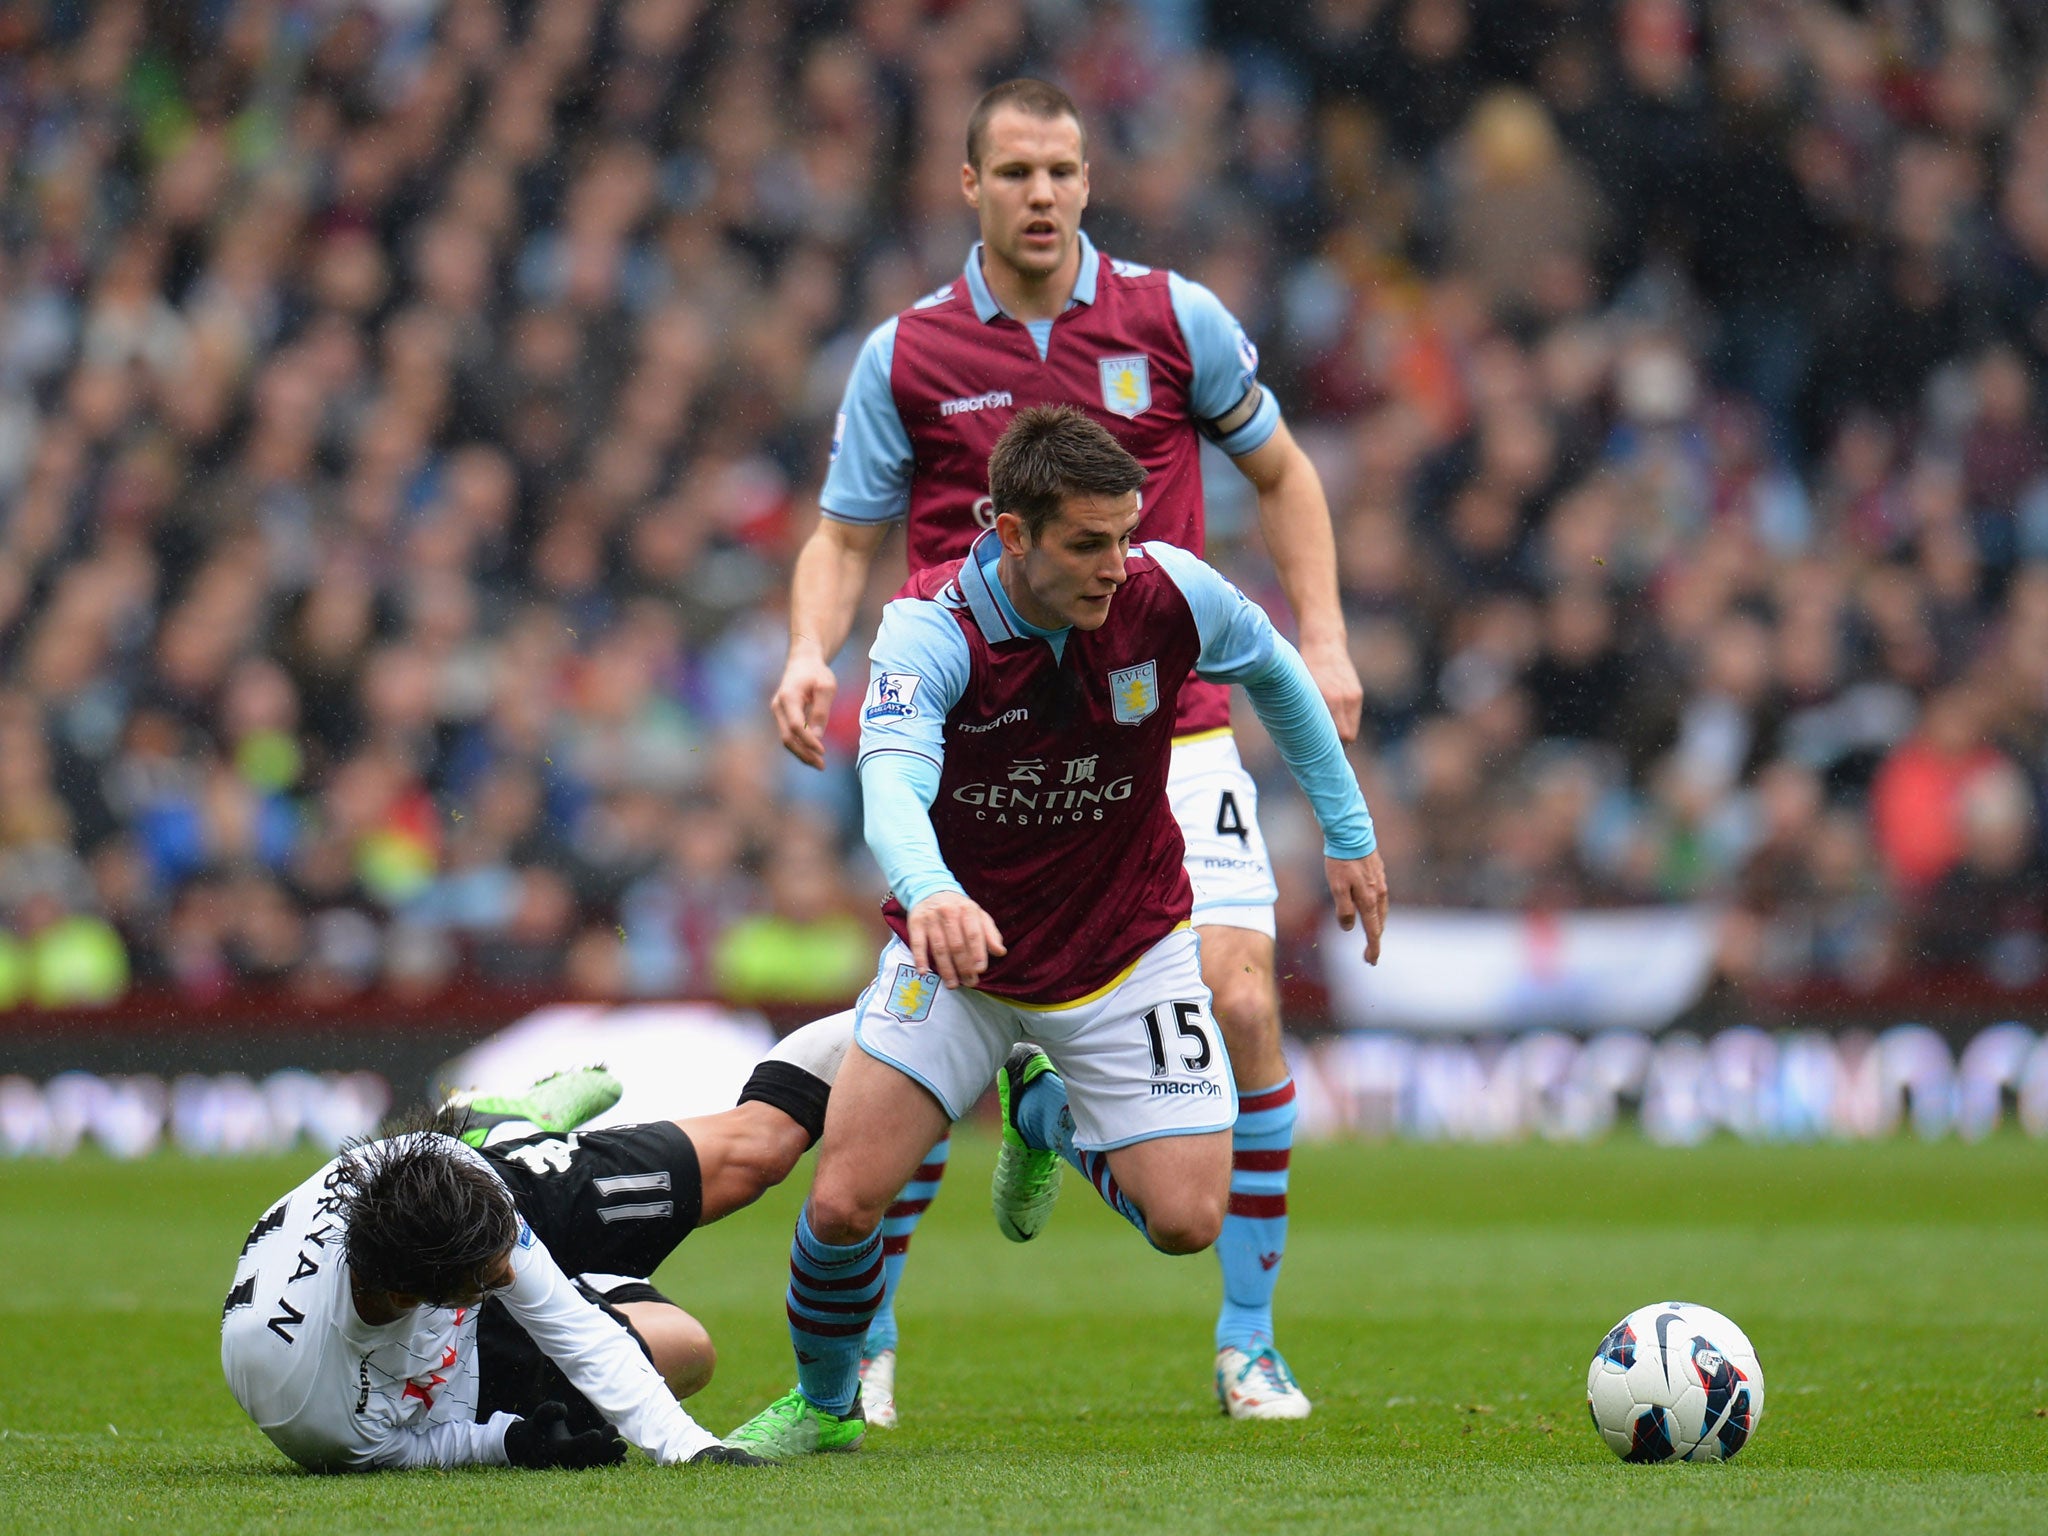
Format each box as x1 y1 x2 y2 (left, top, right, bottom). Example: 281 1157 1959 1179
1216 1345 1313 1420
858 1350 898 1429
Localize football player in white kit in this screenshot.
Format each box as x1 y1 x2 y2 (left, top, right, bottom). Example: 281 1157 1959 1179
221 1031 846 1472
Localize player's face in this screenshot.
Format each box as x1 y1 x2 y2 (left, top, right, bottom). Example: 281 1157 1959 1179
1002 490 1141 631
963 108 1088 282
418 1247 516 1311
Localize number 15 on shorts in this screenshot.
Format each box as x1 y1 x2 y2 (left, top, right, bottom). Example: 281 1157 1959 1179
1141 1000 1213 1077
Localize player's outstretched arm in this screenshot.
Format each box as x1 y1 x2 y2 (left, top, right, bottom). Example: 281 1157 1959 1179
773 516 892 769
1232 421 1363 741
1326 852 1389 966
1145 542 1385 962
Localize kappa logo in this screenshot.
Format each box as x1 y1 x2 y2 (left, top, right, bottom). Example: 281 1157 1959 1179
885 963 940 1022
1099 354 1151 418
1109 258 1153 277
912 282 956 310
830 411 846 462
1109 660 1158 724
865 672 921 723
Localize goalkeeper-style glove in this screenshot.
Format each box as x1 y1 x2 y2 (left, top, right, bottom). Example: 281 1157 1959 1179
503 1401 627 1470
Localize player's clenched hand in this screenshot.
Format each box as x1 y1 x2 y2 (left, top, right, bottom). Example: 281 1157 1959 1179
906 891 1007 990
1326 851 1389 965
771 646 838 770
503 1401 627 1470
1299 634 1364 744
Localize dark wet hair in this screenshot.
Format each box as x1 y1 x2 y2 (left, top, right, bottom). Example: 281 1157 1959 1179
988 403 1147 537
336 1122 518 1303
967 78 1085 169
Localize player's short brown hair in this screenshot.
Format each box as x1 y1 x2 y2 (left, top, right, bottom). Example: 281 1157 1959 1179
966 78 1085 169
989 404 1147 537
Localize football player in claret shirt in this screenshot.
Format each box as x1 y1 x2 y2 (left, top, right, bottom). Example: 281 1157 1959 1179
770 77 1363 1424
725 407 1387 1460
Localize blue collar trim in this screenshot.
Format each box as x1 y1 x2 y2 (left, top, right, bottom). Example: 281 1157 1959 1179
959 530 1065 643
963 232 1100 324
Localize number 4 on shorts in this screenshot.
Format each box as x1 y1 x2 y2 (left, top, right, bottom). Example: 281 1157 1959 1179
1216 791 1248 846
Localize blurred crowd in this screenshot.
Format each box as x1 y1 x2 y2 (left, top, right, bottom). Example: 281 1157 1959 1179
0 0 2044 1011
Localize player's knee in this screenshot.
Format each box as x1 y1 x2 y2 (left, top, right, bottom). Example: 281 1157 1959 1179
1208 969 1279 1045
629 1306 716 1399
1143 1191 1226 1255
805 1180 887 1246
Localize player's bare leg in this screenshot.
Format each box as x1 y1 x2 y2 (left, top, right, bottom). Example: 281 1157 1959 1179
725 1046 952 1459
676 1102 815 1224
613 1301 716 1398
1197 922 1312 1420
996 1044 1231 1253
1100 1131 1232 1253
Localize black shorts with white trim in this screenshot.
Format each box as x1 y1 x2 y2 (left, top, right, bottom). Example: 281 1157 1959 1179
482 1119 704 1279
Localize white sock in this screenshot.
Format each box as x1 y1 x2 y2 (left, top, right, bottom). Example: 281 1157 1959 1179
764 1011 857 1085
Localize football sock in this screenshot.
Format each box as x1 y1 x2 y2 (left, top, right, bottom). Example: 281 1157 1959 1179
1015 1069 1150 1242
763 1011 856 1081
1215 1076 1296 1352
740 1013 856 1146
785 1208 884 1417
864 1134 949 1358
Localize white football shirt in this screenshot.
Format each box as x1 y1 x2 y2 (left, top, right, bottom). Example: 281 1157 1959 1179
219 1136 719 1471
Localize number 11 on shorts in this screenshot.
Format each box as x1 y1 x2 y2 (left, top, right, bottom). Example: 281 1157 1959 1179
1141 1000 1213 1077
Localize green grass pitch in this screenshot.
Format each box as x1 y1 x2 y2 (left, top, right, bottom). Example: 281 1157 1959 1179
4 1134 2046 1534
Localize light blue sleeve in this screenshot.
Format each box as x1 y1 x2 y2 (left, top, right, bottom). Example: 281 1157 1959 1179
1167 272 1282 458
856 599 971 909
819 317 913 524
1146 543 1375 859
1142 542 1276 683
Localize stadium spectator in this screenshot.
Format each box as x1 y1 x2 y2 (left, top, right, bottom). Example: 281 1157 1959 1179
0 0 2045 1007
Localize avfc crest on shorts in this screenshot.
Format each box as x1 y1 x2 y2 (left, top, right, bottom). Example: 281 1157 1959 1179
1109 660 1159 724
885 963 939 1022
1099 355 1151 419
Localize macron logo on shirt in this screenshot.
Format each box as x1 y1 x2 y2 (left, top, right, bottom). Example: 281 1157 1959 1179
940 390 1013 418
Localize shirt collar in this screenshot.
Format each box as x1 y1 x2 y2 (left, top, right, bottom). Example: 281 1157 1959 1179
959 529 1065 643
962 231 1100 324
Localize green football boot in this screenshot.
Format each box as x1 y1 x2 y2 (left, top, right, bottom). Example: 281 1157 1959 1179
991 1044 1063 1242
446 1066 623 1149
723 1388 865 1460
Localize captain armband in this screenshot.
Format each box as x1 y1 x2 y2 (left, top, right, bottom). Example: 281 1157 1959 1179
1196 385 1266 444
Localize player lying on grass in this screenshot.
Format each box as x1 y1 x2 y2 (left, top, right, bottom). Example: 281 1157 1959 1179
220 1031 848 1473
725 405 1387 1459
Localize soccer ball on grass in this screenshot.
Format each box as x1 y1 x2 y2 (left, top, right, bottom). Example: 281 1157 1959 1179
1586 1301 1763 1462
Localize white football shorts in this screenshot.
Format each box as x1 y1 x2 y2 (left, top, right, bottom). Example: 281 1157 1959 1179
1169 730 1277 937
853 926 1237 1151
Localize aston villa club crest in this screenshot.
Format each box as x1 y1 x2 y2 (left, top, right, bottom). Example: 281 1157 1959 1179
885 963 939 1021
1108 660 1158 724
1099 354 1151 419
